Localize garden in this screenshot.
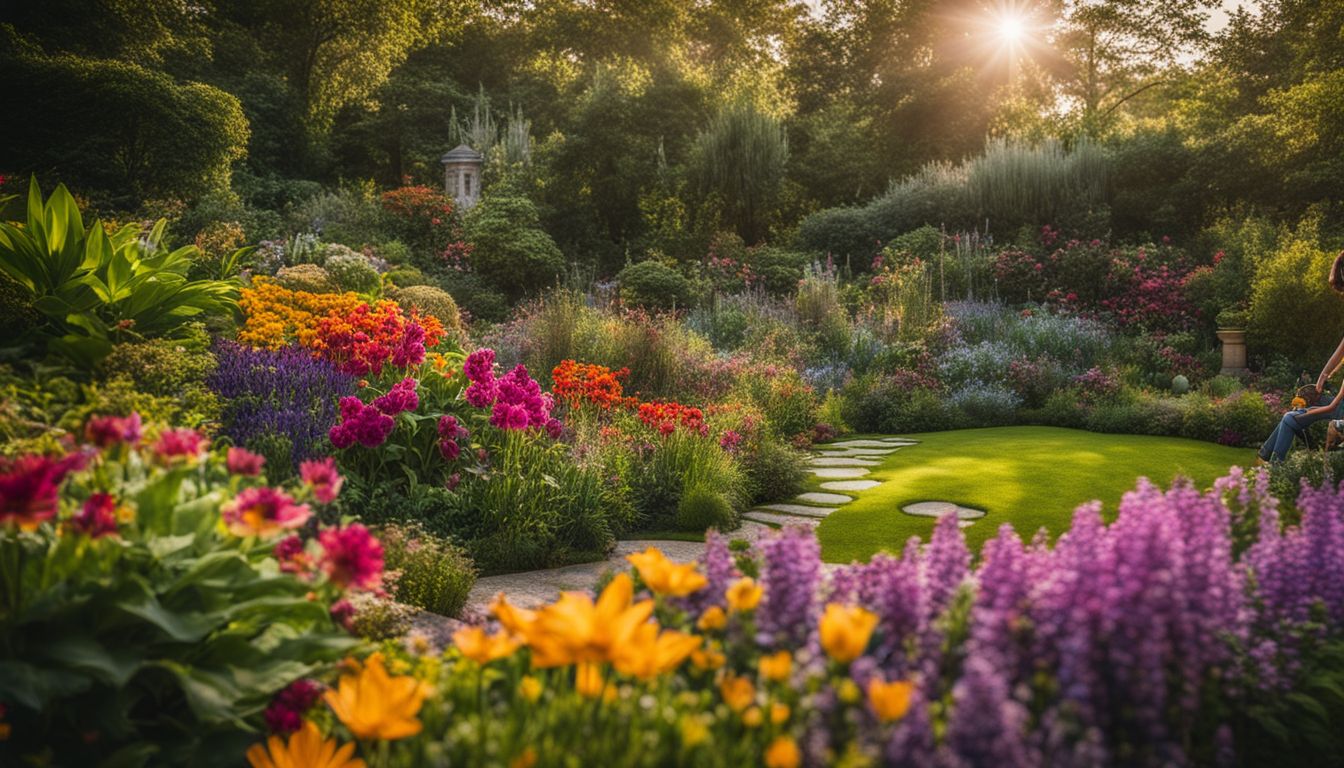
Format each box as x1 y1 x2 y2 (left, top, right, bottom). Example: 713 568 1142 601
3 0 1344 765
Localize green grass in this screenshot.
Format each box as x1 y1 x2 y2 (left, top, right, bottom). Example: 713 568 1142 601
815 426 1253 563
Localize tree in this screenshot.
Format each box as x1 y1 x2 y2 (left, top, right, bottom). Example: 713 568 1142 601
464 186 566 301
690 101 789 244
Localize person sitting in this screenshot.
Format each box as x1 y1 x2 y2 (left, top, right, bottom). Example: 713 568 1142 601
1258 251 1344 462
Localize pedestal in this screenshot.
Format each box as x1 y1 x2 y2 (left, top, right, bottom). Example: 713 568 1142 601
1216 328 1247 375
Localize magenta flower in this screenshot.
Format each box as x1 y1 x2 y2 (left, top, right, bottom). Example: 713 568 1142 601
438 438 461 460
464 348 496 384
0 452 88 530
84 412 142 448
71 492 119 538
372 377 419 415
152 427 207 464
226 446 266 476
437 414 468 440
330 598 356 631
299 457 344 504
329 398 395 449
263 679 324 735
319 523 384 591
221 486 312 538
273 534 313 576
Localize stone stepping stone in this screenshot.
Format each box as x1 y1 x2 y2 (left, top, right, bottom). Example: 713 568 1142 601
829 439 903 448
881 439 919 445
816 447 899 457
744 511 821 528
796 492 853 505
903 497 989 529
821 480 881 491
809 456 879 467
759 503 835 518
810 467 871 478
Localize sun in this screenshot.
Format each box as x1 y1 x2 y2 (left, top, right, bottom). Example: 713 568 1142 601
997 14 1026 45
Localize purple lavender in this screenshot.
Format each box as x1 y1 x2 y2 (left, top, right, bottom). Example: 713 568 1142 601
208 341 355 468
944 656 1037 768
757 525 821 646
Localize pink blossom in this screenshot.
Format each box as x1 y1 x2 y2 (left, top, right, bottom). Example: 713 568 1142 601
221 486 312 537
152 428 207 464
299 457 344 504
226 447 266 476
71 492 119 537
319 523 384 591
84 413 142 448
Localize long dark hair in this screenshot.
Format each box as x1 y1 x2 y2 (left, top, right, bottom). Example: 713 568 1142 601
1331 251 1344 293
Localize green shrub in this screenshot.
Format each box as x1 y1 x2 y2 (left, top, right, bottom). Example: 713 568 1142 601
103 332 216 395
745 246 809 295
345 593 415 639
378 523 477 618
619 260 693 310
1205 374 1245 398
675 484 736 532
738 436 808 504
1180 393 1220 442
632 431 745 531
289 185 390 249
1248 229 1343 367
1268 449 1344 506
1036 389 1087 429
440 271 509 323
385 265 429 287
734 368 818 439
1217 391 1275 446
323 245 381 293
393 285 463 335
465 190 566 302
275 263 337 293
376 239 412 265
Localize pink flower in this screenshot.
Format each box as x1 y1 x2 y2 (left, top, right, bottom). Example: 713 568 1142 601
274 535 313 576
330 398 396 449
152 428 207 464
221 486 312 537
446 472 461 490
372 377 419 415
299 458 344 504
226 447 266 476
437 415 468 440
720 430 743 452
0 452 88 530
545 418 564 440
318 524 384 591
71 492 119 537
464 348 496 384
263 679 324 735
329 598 356 631
438 438 461 460
84 413 142 448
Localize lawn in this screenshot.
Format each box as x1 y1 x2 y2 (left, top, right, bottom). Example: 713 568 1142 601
815 426 1254 562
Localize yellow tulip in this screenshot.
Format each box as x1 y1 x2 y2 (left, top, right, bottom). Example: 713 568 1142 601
764 735 801 768
691 648 726 671
697 605 727 631
725 577 763 612
818 603 878 664
576 662 605 698
452 626 521 665
246 721 365 768
758 650 792 682
719 674 755 712
868 678 915 723
323 654 427 741
611 623 702 680
519 675 543 703
626 547 709 597
771 702 790 725
529 574 655 667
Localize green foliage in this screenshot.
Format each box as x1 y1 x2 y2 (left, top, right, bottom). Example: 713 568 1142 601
275 263 337 293
464 190 566 302
378 523 477 618
631 431 746 531
393 285 463 335
0 40 248 205
674 484 735 532
737 436 808 505
289 186 390 250
690 101 789 244
0 180 240 367
618 260 693 310
1248 230 1343 367
322 246 381 294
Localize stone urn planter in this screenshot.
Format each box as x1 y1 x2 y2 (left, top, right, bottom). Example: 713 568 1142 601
1217 328 1248 375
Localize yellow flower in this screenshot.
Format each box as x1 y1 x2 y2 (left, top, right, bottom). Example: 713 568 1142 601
323 654 427 741
758 650 792 682
519 675 543 703
691 648 726 671
837 678 861 704
771 702 790 725
742 706 763 728
509 748 538 768
819 603 879 664
246 721 365 768
764 735 801 768
576 662 605 698
626 546 709 597
719 674 755 712
492 595 538 637
611 623 702 680
697 605 727 631
679 714 710 748
725 577 763 612
528 574 655 667
452 626 521 665
868 678 915 723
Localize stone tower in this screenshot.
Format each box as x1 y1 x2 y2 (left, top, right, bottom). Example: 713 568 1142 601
441 144 484 210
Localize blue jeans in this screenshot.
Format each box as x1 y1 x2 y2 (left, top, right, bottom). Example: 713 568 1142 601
1259 395 1342 461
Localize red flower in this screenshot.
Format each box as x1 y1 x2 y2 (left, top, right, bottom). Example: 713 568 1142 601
299 458 344 504
71 493 120 538
152 428 207 464
226 447 266 476
274 535 314 576
263 679 324 735
0 452 88 530
222 486 312 537
84 413 142 449
318 524 384 591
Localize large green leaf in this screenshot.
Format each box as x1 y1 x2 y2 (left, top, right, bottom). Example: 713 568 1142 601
41 636 143 688
115 589 217 643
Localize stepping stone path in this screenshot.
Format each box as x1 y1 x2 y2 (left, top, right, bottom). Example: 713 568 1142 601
810 457 880 467
816 447 899 457
797 492 853 505
830 439 910 448
821 480 881 491
810 467 871 478
902 501 986 529
759 503 835 518
744 510 822 528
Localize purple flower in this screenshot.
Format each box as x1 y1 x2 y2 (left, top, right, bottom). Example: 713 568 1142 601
757 525 821 646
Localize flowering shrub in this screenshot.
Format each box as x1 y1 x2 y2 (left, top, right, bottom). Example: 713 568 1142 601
225 469 1344 766
380 185 471 264
0 415 370 765
551 359 635 411
638 400 707 436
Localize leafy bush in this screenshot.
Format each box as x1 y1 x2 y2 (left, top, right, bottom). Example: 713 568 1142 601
736 435 808 504
631 430 746 531
1249 231 1344 368
392 285 462 334
289 184 389 249
464 190 565 302
674 483 736 532
377 523 477 617
0 180 240 366
322 245 381 294
618 260 693 310
947 381 1021 425
274 263 336 293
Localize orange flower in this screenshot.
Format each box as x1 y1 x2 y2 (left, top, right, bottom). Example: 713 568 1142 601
691 647 726 671
868 678 915 723
719 674 755 712
611 623 701 679
576 662 605 698
764 736 801 768
697 605 727 631
725 577 763 612
246 721 365 768
626 546 708 597
323 654 427 740
526 574 654 667
770 702 790 725
452 626 521 665
758 650 792 682
819 603 878 664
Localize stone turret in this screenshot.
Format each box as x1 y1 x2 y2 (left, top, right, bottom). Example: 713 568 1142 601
441 144 483 210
